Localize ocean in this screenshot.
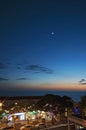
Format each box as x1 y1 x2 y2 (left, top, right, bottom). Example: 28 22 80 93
1 89 86 102
22 90 86 102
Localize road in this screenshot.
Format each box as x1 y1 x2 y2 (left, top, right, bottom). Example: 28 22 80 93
38 124 75 130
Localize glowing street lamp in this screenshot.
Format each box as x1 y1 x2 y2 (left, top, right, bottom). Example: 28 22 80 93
0 103 2 107
0 102 2 111
15 102 18 105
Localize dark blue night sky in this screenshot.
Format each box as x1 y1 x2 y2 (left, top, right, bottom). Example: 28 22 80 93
0 0 86 101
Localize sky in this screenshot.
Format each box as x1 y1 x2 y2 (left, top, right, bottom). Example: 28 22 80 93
0 0 86 101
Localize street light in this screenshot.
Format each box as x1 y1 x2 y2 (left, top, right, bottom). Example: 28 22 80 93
0 103 2 107
0 102 2 111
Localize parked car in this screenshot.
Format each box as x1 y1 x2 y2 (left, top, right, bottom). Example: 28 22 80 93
35 123 46 129
20 124 33 130
0 126 14 130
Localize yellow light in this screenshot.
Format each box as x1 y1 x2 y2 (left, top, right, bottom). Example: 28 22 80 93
0 103 2 107
15 102 18 105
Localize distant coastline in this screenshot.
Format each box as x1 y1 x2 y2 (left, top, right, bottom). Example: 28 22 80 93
0 90 86 102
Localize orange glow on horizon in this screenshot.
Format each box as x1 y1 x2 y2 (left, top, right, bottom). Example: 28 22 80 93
0 82 86 91
7 83 86 91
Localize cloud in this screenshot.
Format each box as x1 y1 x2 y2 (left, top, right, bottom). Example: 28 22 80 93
80 83 86 85
79 79 86 85
25 64 53 74
16 63 23 69
0 62 6 69
16 78 29 80
0 77 9 81
79 79 86 82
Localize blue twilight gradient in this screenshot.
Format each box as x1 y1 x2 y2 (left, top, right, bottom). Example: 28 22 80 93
0 0 86 100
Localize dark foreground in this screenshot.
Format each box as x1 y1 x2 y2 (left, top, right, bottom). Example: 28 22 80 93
45 125 75 130
32 125 75 130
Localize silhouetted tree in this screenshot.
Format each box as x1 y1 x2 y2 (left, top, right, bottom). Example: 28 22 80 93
79 95 86 118
35 94 74 115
